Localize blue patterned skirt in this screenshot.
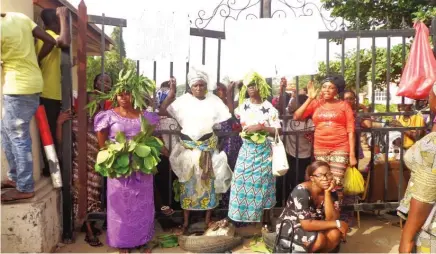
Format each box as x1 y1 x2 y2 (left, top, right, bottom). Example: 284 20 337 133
228 139 276 222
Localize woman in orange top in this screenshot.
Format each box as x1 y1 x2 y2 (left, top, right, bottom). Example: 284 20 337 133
294 75 356 193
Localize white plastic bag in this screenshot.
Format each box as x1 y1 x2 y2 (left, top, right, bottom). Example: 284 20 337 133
272 128 289 176
212 151 233 193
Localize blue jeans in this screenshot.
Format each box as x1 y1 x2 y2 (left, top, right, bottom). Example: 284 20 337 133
1 94 40 192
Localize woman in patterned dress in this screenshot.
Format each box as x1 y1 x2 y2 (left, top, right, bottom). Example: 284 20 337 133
293 76 356 202
275 161 348 252
160 65 232 234
398 85 436 253
226 72 281 230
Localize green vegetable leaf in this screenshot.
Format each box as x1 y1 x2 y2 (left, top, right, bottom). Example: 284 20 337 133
135 144 151 158
116 153 130 168
127 140 137 152
96 150 110 165
115 132 127 144
144 156 155 170
108 143 124 152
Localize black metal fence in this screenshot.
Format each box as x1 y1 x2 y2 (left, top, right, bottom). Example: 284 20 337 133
148 0 436 213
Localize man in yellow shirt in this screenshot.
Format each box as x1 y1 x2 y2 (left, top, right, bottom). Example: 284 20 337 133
393 98 426 149
1 12 57 201
35 7 70 176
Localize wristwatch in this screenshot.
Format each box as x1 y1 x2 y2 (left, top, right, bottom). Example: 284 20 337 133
336 220 341 228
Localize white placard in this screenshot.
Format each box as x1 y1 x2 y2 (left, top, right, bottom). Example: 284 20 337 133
128 10 190 62
223 18 318 80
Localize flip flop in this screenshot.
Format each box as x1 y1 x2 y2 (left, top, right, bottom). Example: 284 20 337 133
84 235 103 247
1 190 34 203
161 206 174 216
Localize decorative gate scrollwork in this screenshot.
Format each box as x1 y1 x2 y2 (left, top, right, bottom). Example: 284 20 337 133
193 0 345 32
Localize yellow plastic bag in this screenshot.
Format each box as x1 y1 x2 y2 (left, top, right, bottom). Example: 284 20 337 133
343 167 365 195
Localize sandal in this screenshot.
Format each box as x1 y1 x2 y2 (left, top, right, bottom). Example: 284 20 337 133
1 180 16 189
84 235 103 247
161 206 174 217
1 189 34 203
140 242 158 253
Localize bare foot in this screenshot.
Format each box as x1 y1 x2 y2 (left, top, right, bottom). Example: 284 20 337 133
1 189 34 203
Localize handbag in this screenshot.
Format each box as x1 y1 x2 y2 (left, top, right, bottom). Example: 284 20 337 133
272 128 289 176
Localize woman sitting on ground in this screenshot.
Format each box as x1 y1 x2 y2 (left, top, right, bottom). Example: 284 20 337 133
275 161 348 253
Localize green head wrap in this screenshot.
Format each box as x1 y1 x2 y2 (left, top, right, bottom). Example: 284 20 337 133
238 72 271 106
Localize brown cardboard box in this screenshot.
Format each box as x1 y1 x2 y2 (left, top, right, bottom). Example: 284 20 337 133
367 158 410 202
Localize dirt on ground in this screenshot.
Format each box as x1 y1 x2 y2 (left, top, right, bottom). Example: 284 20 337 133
56 212 402 253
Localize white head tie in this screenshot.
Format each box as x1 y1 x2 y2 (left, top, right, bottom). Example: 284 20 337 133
187 65 216 91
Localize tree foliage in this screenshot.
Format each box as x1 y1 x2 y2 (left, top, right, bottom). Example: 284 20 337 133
321 0 436 30
315 43 411 91
86 28 136 90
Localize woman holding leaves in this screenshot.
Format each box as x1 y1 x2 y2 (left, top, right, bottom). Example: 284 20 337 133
159 65 232 234
293 75 356 202
93 70 161 253
226 72 281 230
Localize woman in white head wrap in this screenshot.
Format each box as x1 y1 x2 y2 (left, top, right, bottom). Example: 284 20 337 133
159 65 232 234
398 83 436 253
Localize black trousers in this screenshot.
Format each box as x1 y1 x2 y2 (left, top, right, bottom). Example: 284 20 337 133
39 97 61 176
276 155 312 206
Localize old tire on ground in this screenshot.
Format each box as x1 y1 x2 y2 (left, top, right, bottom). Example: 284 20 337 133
178 235 243 253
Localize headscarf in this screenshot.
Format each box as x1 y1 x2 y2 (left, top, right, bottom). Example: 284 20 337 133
187 65 216 91
322 75 346 95
403 97 415 105
239 72 271 106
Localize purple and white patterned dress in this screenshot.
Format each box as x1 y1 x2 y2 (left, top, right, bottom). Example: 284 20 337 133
94 109 159 249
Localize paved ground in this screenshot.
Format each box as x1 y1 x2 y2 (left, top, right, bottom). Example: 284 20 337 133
56 212 402 253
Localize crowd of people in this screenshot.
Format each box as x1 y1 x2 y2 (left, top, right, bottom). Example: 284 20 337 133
2 8 436 254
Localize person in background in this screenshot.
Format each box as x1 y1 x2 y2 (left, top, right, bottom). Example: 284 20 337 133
1 12 57 202
277 93 314 204
390 98 425 150
432 117 436 132
293 75 356 204
343 90 371 161
398 84 436 253
275 161 348 253
156 77 174 110
36 7 71 176
341 90 372 226
56 73 111 247
214 82 243 209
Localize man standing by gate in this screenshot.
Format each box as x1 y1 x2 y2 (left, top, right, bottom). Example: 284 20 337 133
36 7 71 176
1 12 57 201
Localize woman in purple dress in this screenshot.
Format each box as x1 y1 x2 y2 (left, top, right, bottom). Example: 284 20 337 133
94 90 159 253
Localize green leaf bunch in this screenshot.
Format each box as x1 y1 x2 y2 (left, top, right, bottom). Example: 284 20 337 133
239 72 271 106
86 69 156 116
94 116 163 178
240 130 269 144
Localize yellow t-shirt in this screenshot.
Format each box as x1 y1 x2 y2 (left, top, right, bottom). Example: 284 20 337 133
397 114 425 149
1 12 43 95
35 30 61 100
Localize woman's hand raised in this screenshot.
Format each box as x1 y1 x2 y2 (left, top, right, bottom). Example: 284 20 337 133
307 81 318 100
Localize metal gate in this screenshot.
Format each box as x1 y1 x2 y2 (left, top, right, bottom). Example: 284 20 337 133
149 0 436 213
